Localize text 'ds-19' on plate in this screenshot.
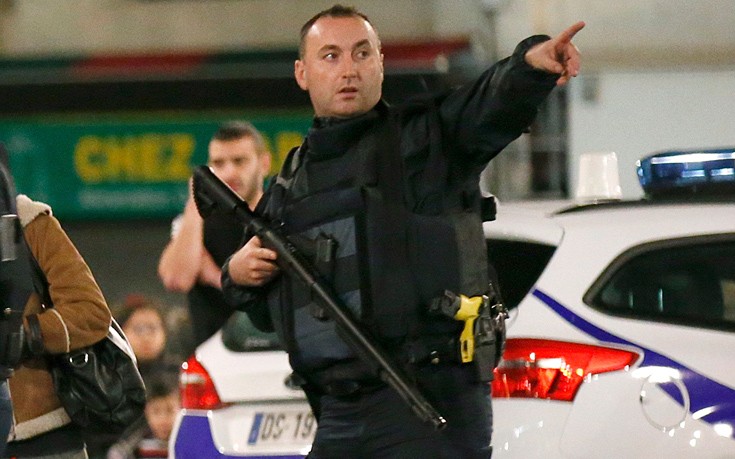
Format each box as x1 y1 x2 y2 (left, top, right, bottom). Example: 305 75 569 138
248 409 316 446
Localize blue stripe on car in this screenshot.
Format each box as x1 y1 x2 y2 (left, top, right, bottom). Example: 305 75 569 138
533 288 735 438
174 413 306 459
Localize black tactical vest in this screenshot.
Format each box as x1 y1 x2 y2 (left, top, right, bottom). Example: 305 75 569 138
262 102 490 376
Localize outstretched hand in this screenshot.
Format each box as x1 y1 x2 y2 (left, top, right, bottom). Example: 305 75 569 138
525 21 585 86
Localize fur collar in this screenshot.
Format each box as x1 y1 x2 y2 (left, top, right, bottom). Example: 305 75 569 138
16 194 52 228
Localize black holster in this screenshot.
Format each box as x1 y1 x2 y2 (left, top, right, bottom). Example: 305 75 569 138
473 305 499 382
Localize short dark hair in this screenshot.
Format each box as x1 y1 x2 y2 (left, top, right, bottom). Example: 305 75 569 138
299 4 378 59
212 120 268 156
144 370 178 401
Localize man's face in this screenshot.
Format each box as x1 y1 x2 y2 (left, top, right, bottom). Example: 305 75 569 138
295 15 384 118
208 136 270 204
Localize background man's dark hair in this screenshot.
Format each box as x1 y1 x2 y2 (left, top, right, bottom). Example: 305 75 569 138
212 120 268 156
298 4 378 59
143 370 178 401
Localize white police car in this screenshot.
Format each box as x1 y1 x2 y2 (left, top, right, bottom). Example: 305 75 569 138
490 148 735 458
169 313 314 458
170 148 735 458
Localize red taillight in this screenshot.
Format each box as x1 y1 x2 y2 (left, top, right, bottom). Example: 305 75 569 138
491 338 639 402
179 356 224 410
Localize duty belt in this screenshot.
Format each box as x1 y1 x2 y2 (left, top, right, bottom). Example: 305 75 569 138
307 361 386 397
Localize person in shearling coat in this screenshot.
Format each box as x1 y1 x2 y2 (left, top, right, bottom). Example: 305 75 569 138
4 195 111 459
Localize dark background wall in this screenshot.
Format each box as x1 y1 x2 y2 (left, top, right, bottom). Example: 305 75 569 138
64 219 185 309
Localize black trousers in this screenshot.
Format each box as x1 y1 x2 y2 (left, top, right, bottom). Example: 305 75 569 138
308 363 493 459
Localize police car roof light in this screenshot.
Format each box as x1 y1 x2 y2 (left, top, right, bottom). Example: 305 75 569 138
574 151 623 202
636 147 735 198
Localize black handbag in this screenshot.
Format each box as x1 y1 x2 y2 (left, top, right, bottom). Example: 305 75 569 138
49 317 147 432
26 242 146 433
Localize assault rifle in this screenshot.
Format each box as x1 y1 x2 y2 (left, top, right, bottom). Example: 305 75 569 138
191 165 447 430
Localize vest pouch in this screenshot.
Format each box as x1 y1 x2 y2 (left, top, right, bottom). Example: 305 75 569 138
360 186 418 340
409 211 489 309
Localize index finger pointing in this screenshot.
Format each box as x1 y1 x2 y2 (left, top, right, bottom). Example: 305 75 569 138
557 21 586 45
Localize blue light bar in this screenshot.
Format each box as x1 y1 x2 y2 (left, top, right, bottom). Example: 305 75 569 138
636 147 735 197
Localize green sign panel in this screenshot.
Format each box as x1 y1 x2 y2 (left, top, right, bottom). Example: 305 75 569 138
0 112 311 219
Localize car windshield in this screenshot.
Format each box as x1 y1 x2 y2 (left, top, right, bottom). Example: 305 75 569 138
221 311 282 352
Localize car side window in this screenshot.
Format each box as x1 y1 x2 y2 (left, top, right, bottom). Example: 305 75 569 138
221 311 282 352
589 238 735 330
486 239 556 310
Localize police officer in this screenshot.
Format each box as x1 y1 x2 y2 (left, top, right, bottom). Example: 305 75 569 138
222 5 584 458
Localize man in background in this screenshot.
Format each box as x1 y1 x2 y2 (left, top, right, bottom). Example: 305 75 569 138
158 121 270 346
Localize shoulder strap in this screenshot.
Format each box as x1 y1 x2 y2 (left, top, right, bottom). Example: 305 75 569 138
275 145 303 187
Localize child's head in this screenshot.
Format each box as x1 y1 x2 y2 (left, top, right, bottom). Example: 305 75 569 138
116 294 168 363
144 371 180 442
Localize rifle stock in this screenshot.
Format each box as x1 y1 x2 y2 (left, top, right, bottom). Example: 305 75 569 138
192 165 446 430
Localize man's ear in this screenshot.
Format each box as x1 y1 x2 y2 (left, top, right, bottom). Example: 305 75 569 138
260 149 272 176
379 53 385 83
294 60 308 91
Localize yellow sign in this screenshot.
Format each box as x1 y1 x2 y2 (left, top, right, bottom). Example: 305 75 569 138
74 133 195 183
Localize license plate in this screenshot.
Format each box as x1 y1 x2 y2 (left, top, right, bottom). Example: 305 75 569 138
248 408 316 446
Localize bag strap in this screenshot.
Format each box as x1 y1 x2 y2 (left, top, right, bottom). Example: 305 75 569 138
20 239 55 356
25 240 53 309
